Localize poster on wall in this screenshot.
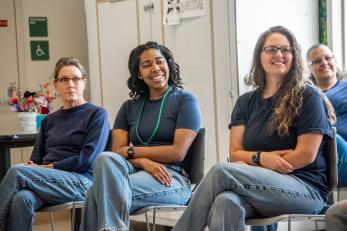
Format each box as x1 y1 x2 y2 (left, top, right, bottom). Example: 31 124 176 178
180 0 206 19
163 0 181 25
163 0 206 25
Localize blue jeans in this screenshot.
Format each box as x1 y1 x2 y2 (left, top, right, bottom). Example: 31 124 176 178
0 164 92 231
172 163 325 231
80 152 192 231
337 134 347 187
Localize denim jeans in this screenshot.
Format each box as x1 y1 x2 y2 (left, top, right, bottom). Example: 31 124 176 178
337 134 347 187
79 152 192 231
0 164 92 231
172 163 325 231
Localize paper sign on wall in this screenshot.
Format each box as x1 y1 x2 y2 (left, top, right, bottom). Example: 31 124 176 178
163 0 206 25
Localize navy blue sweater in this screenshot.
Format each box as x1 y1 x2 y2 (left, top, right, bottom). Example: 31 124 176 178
30 103 109 180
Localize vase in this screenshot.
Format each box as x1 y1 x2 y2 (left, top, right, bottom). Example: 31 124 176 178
36 114 46 130
18 112 37 133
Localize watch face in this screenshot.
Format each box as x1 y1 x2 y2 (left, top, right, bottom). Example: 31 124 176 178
252 154 259 164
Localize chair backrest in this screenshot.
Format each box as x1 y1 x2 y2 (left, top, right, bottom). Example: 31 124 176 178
180 128 206 186
326 127 338 191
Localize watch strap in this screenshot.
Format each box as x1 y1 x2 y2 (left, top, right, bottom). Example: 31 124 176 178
127 145 134 159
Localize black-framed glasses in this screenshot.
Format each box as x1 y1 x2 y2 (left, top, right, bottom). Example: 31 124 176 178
309 55 335 65
263 46 293 55
55 77 84 85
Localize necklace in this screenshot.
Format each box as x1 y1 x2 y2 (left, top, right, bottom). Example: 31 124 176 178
135 86 172 146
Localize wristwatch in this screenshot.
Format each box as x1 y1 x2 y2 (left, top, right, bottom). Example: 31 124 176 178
127 145 134 159
252 151 261 165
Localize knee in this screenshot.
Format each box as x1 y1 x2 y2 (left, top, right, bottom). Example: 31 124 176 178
6 164 28 179
10 190 37 212
94 152 128 172
208 162 230 178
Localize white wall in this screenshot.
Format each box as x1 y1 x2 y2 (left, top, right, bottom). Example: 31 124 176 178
0 0 89 165
236 0 319 94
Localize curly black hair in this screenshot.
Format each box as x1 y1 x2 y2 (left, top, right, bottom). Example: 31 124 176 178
127 41 183 98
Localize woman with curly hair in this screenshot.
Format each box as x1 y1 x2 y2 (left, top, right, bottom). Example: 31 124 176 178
172 26 335 231
80 41 201 231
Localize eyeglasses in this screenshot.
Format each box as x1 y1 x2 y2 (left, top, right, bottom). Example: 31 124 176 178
309 55 334 65
55 77 84 85
263 46 293 55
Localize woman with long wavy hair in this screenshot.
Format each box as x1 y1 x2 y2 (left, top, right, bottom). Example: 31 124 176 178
173 26 335 231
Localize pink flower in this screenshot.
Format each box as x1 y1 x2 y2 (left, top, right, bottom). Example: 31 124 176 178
10 97 18 104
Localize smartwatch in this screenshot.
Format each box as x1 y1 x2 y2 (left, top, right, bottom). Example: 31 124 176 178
252 151 261 165
127 145 134 159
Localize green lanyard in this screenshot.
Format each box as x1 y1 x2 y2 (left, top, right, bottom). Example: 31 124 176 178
135 86 172 146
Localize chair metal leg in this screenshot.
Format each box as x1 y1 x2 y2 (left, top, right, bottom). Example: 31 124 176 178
288 217 291 231
71 203 76 231
337 188 341 201
49 212 55 231
145 212 151 231
152 208 156 231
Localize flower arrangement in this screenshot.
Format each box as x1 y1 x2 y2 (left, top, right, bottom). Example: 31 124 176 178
8 81 56 114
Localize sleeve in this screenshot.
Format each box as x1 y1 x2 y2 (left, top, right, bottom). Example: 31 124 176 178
176 93 201 132
53 107 110 172
113 100 130 131
30 117 47 164
228 94 249 129
297 87 333 137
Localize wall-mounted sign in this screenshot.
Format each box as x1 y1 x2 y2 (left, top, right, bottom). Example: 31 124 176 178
30 41 49 61
0 20 8 27
29 17 48 37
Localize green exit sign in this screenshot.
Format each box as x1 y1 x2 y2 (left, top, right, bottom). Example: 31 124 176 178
29 17 48 37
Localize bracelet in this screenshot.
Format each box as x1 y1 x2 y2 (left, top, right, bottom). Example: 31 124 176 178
127 145 134 159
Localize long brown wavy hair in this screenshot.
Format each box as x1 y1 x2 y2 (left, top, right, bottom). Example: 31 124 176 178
247 26 332 136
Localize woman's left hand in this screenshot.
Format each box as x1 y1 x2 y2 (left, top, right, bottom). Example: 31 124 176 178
140 158 172 187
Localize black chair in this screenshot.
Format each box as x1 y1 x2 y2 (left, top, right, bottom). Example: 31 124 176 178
245 128 338 231
130 128 206 231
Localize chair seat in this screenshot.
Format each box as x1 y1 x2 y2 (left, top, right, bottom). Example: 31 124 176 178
131 205 187 216
246 214 325 226
37 201 85 212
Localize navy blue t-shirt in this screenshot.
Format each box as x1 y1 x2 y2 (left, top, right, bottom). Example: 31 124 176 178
324 80 347 141
30 103 110 180
114 89 201 166
229 85 333 199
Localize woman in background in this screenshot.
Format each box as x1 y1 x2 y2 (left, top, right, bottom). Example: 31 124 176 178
307 44 347 187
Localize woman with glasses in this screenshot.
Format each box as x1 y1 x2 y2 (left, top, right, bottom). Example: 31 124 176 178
0 57 109 231
172 26 335 231
307 44 347 188
80 41 201 231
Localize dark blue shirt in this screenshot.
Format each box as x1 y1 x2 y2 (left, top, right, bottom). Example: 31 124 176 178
114 89 201 166
30 103 110 180
230 85 333 200
324 80 347 141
